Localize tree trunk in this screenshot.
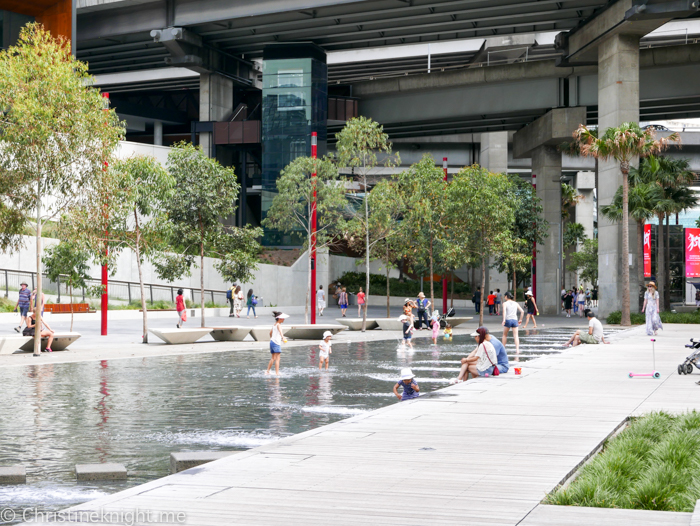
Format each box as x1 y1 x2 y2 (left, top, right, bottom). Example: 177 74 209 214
479 256 486 326
34 179 42 357
513 267 516 299
620 166 631 326
135 212 148 343
362 185 369 332
450 271 454 309
70 284 74 332
636 220 645 312
386 244 391 318
656 213 666 313
429 236 435 315
664 213 671 311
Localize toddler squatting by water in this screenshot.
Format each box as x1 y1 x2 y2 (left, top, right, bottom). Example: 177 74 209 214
393 368 420 401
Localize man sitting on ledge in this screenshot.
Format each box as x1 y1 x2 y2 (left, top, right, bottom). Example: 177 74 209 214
564 310 610 347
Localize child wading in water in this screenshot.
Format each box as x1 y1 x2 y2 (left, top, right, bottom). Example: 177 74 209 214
443 323 453 340
431 310 440 344
319 330 333 370
266 311 289 376
393 368 419 401
399 314 413 348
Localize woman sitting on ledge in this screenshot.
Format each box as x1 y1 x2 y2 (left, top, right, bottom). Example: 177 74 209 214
453 327 498 382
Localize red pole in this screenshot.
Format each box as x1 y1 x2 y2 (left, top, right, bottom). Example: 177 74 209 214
442 157 448 314
101 93 109 336
310 132 318 325
531 173 537 301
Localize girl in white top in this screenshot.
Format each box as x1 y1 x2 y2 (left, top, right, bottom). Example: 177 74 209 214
235 286 244 318
502 291 524 355
456 327 498 381
266 311 288 376
317 286 326 317
319 330 332 370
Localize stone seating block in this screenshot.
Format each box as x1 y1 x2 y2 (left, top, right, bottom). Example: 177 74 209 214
170 451 238 474
0 466 26 484
75 463 127 481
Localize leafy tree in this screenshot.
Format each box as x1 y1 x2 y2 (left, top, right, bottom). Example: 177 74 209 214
563 223 586 249
262 155 347 323
346 179 405 319
0 24 123 355
494 174 549 293
336 117 400 329
63 155 175 342
573 123 679 326
396 154 449 315
567 239 598 287
561 183 582 220
446 165 518 326
159 143 262 327
43 242 92 331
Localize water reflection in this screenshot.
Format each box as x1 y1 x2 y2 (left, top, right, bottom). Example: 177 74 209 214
0 329 580 522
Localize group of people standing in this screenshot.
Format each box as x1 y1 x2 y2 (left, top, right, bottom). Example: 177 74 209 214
227 285 259 319
318 284 366 318
561 287 597 317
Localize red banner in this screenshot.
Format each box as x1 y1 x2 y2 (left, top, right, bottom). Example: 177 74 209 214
643 224 652 278
686 228 700 278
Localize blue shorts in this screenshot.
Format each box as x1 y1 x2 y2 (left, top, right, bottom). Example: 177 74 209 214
479 365 495 377
19 305 29 317
270 342 281 354
340 304 348 309
504 319 518 328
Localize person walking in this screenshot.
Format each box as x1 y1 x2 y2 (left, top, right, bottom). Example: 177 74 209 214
357 287 366 318
266 312 289 376
641 282 663 336
415 292 431 330
30 288 45 316
234 285 244 318
487 291 496 315
563 289 574 317
176 289 186 328
14 281 31 333
522 291 539 329
502 292 524 354
591 286 598 308
246 289 258 318
472 286 481 314
576 288 586 317
317 285 326 317
494 289 502 316
338 288 349 317
227 284 236 317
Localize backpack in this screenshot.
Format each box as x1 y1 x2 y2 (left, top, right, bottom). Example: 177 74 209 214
252 296 258 306
226 289 233 300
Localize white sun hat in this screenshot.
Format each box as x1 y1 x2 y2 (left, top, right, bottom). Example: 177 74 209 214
322 331 333 339
276 313 290 319
398 314 408 322
400 368 415 380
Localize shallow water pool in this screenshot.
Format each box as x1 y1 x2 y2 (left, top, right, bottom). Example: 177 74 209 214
0 328 575 520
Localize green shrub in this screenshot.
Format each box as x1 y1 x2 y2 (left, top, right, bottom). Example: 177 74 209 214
546 411 700 512
0 297 16 312
335 271 472 299
608 309 700 324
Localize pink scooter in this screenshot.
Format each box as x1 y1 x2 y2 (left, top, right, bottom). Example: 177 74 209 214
629 338 661 379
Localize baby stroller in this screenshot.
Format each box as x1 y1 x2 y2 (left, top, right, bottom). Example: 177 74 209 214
677 338 700 375
439 307 456 329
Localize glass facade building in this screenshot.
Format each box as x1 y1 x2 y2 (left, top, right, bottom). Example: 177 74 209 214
261 44 327 246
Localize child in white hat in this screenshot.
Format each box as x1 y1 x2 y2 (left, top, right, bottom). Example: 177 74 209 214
393 368 419 401
431 310 441 344
319 330 333 370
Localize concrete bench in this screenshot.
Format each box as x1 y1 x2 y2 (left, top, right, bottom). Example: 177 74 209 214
285 324 347 340
209 327 251 342
18 332 81 352
0 336 33 355
446 316 473 328
170 451 238 474
148 328 212 345
335 318 379 331
75 463 127 481
375 318 405 331
0 466 26 484
249 326 271 342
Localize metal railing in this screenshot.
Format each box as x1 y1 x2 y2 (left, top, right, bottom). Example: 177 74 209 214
0 268 247 308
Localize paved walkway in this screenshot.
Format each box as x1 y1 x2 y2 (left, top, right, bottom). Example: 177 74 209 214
25 322 700 525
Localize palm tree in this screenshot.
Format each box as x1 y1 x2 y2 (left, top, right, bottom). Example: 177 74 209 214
573 123 679 326
600 181 656 310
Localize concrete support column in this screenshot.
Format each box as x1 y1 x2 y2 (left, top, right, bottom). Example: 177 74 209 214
597 34 640 316
153 121 163 146
532 145 562 315
199 73 234 157
479 131 508 174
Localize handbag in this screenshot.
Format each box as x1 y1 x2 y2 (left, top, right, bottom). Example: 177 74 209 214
483 344 500 376
181 310 187 322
